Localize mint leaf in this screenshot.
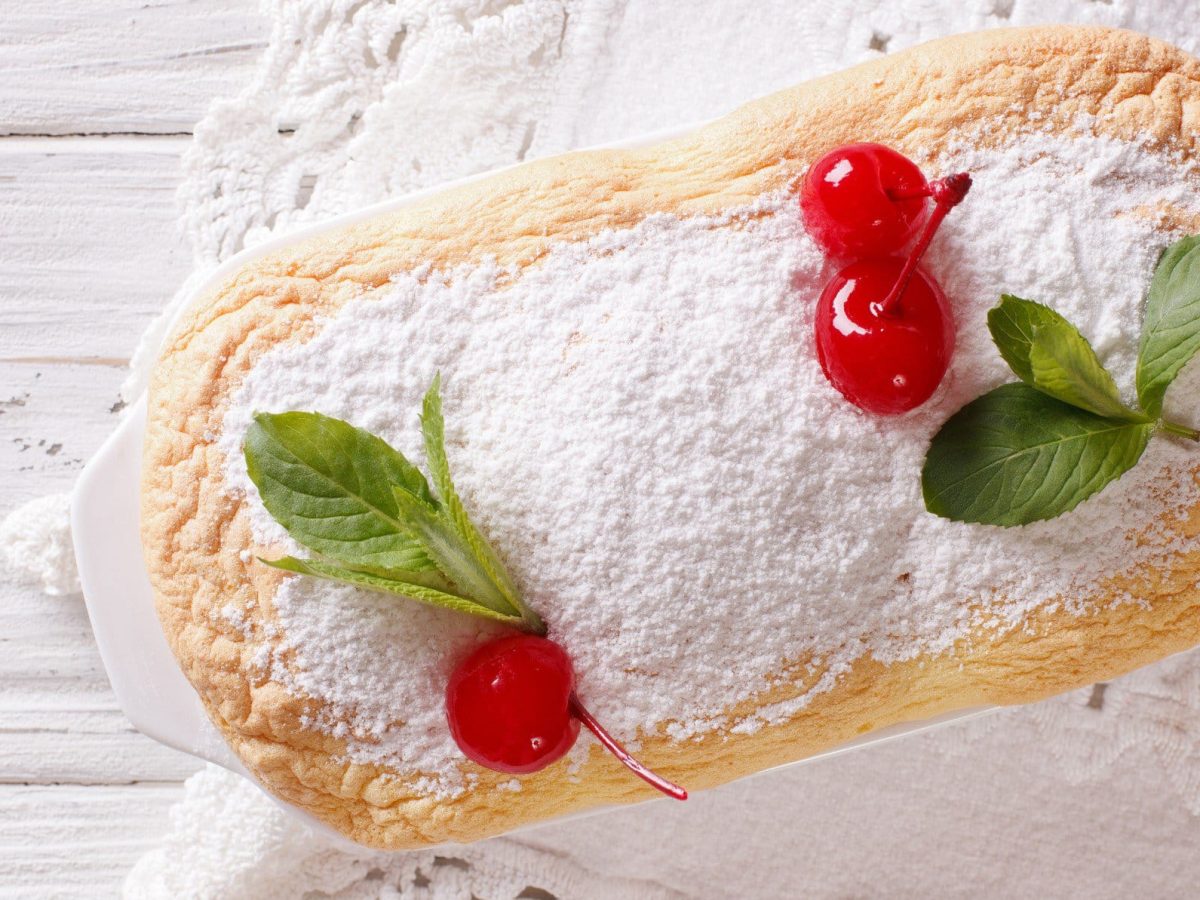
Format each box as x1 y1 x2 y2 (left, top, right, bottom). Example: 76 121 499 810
244 411 437 571
263 556 525 625
420 376 537 629
989 295 1144 421
390 486 521 620
1027 326 1145 422
988 294 1062 384
1137 235 1200 416
922 383 1155 526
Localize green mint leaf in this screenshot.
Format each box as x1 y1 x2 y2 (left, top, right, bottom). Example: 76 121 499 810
922 383 1155 526
420 376 540 630
262 556 525 625
1137 235 1200 416
390 486 525 621
327 558 457 593
1027 326 1145 422
989 295 1144 421
988 294 1062 384
244 411 436 571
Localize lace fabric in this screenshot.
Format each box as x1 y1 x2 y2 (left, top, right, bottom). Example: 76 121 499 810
124 0 613 402
938 649 1200 815
123 765 683 899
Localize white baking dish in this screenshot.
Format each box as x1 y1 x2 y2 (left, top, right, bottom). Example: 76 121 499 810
71 123 991 850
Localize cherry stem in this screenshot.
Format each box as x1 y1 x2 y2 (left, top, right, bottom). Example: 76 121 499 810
878 172 972 317
569 693 688 801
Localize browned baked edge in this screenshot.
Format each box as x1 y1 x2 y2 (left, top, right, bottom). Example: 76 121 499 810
141 25 1200 848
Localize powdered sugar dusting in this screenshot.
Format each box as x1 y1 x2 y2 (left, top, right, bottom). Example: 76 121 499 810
218 128 1200 797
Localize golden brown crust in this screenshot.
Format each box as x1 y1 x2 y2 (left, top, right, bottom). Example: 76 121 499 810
142 25 1200 848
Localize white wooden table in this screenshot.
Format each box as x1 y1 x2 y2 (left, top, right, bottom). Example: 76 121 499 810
1 4 267 893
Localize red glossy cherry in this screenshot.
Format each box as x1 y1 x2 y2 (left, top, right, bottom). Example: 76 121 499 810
813 172 971 415
446 634 687 799
815 260 954 414
446 635 579 774
800 142 929 258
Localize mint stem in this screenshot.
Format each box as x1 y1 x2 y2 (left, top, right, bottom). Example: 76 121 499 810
522 608 548 636
1161 420 1200 441
879 173 972 317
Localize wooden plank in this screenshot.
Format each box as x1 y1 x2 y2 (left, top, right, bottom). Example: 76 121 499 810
0 361 201 784
2 0 266 135
0 712 201 786
0 143 191 360
0 576 202 785
0 362 126 503
0 783 181 894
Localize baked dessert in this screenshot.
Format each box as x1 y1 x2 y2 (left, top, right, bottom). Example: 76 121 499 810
141 25 1200 849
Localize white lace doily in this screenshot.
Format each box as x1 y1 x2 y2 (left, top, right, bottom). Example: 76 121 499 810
940 649 1200 814
124 765 681 899
116 1 1200 896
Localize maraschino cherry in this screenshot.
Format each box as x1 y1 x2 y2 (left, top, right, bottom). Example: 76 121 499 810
446 634 687 799
814 172 971 415
800 142 930 258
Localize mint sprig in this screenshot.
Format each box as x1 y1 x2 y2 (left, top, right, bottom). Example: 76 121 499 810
244 377 545 633
923 237 1200 527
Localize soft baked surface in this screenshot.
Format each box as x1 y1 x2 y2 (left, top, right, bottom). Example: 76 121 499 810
142 26 1200 848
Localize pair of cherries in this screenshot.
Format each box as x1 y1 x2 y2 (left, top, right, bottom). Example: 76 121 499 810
801 143 971 414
